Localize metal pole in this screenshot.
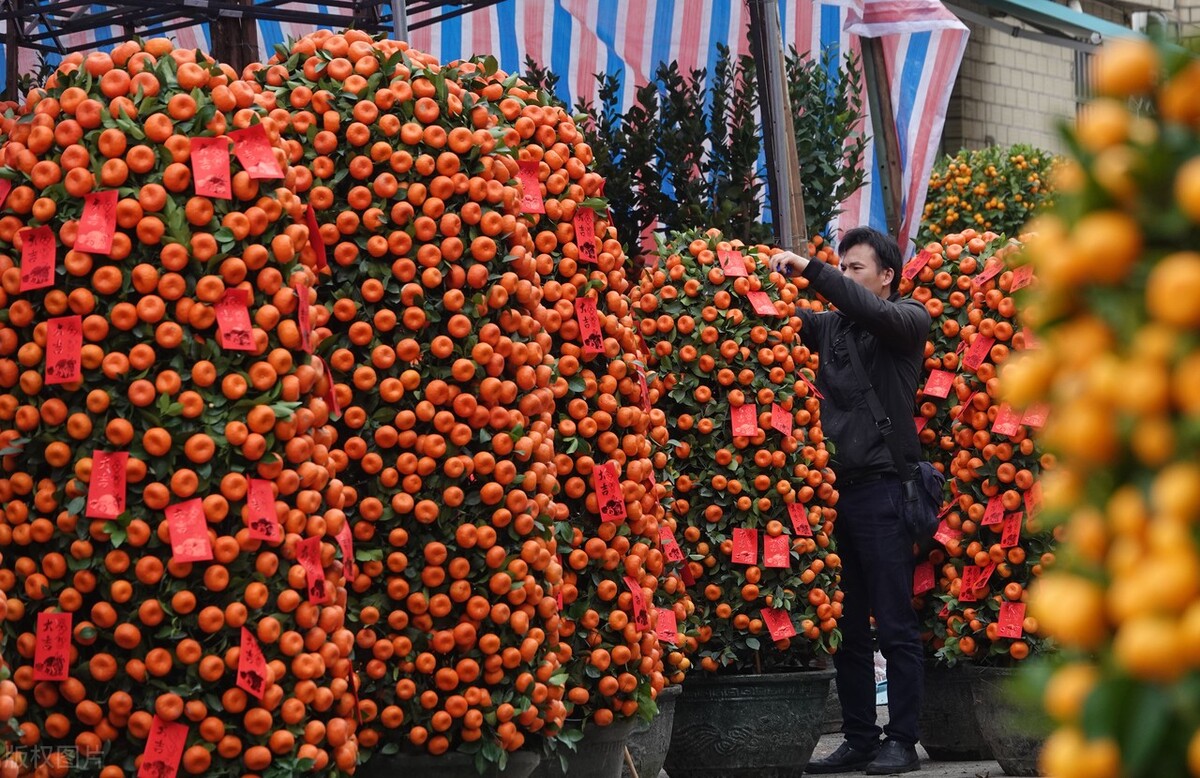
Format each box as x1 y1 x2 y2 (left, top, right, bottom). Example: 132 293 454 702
861 36 904 243
391 0 408 40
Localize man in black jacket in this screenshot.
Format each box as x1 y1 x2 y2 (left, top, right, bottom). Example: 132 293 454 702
770 228 930 775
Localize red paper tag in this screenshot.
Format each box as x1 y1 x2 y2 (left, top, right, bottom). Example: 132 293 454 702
902 249 932 280
246 478 280 542
659 525 686 563
516 161 545 214
623 575 650 631
229 123 283 179
189 136 233 199
997 601 1026 639
1021 403 1049 428
592 462 628 523
955 392 979 422
336 520 355 580
19 225 56 291
933 519 961 546
0 178 11 209
1000 513 1023 548
913 561 935 595
139 716 188 778
313 356 341 420
922 369 955 399
955 339 967 356
982 496 1005 526
788 503 813 537
295 280 312 354
215 288 255 352
718 248 748 277
74 189 118 255
679 563 696 586
799 371 824 400
963 335 995 371
1025 482 1042 516
761 607 797 641
635 363 651 413
974 260 1004 286
958 562 995 603
87 450 128 520
655 609 679 644
763 534 790 569
574 297 604 357
166 498 212 563
45 315 83 385
770 403 793 436
731 528 758 565
731 403 758 436
304 204 328 269
914 416 929 433
1010 264 1034 292
573 207 596 263
34 611 71 681
346 662 362 724
746 291 778 316
297 536 331 604
991 404 1023 436
237 627 269 700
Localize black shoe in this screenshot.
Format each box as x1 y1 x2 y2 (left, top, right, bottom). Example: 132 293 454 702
806 741 881 774
864 739 920 775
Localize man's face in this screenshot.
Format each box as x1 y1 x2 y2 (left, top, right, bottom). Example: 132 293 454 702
839 244 894 299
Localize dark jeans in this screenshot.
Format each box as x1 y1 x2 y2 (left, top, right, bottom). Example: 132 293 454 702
832 475 923 748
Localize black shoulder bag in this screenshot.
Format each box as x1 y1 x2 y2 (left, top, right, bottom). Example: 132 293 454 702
844 329 945 541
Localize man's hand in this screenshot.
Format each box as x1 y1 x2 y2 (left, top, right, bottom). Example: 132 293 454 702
769 250 810 278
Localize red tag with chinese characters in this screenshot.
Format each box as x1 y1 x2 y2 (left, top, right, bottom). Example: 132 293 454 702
297 536 331 604
0 178 11 209
34 611 71 681
294 280 312 354
982 496 1005 526
788 503 812 537
167 498 212 563
573 206 596 263
770 403 793 436
18 225 56 291
655 609 678 644
336 520 355 580
991 404 1023 436
623 575 651 631
731 528 758 565
679 564 695 586
746 291 778 316
963 335 995 370
190 136 233 199
718 248 748 277
304 203 327 269
246 478 280 542
139 716 188 778
958 562 995 603
799 371 824 400
659 525 686 563
45 315 82 385
902 249 932 280
87 450 128 520
635 363 651 412
955 392 979 422
592 462 628 523
997 601 1026 639
516 161 545 214
1025 482 1042 516
731 403 758 436
1009 264 1034 292
761 607 797 641
237 627 269 700
933 518 961 546
913 561 935 595
1001 513 1023 548
922 369 955 399
575 297 604 357
75 189 118 255
229 123 284 179
763 534 790 569
215 288 255 352
1021 403 1049 428
914 416 929 433
974 260 1004 287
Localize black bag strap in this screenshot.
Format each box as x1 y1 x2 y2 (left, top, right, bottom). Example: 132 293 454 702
844 328 911 478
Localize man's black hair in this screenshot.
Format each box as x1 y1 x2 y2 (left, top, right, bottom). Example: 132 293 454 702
838 227 903 294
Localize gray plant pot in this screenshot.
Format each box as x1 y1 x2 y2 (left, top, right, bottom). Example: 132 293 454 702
533 717 637 778
970 665 1049 776
358 749 542 778
623 683 682 778
919 661 993 760
821 678 843 735
664 669 836 778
